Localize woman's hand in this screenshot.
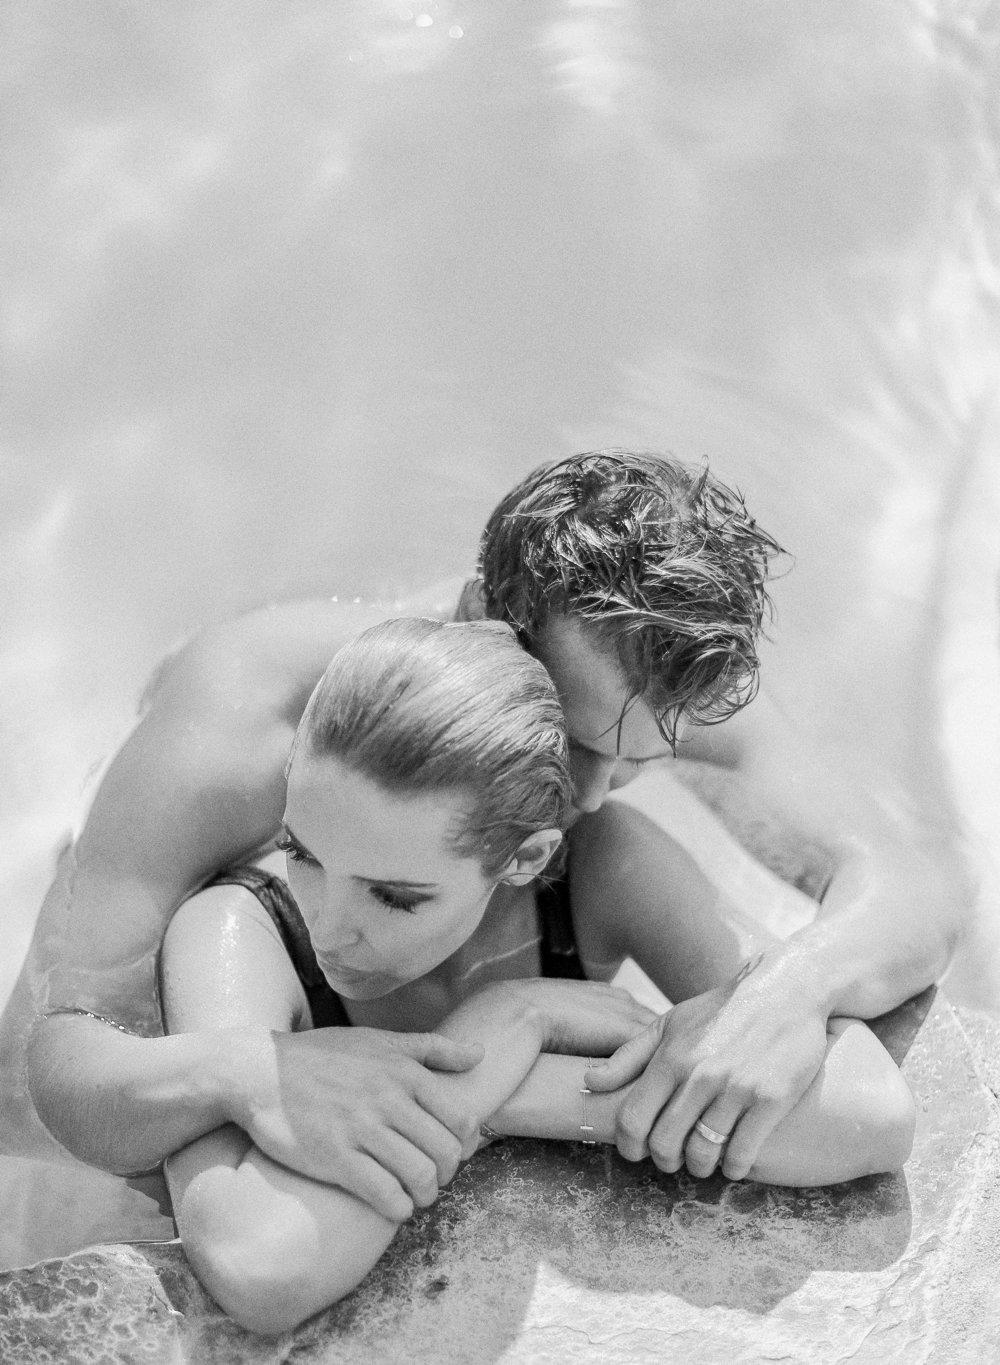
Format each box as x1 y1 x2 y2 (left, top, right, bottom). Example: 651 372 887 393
480 979 660 1057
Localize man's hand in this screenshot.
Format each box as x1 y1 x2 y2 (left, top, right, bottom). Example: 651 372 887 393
584 967 829 1181
497 978 659 1057
229 1026 484 1222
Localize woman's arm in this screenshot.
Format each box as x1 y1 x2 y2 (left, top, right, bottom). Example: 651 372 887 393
161 896 550 1336
168 997 548 1336
487 1014 914 1186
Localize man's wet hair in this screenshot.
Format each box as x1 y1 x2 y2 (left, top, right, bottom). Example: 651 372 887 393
479 449 786 749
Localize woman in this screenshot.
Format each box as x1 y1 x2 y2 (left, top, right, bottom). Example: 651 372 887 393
160 618 914 1336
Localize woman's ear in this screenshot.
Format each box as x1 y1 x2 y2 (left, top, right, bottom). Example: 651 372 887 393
498 829 563 886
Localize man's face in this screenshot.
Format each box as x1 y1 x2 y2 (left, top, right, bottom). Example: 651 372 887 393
531 614 676 823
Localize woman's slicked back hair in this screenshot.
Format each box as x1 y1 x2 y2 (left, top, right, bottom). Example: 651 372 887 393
295 618 570 876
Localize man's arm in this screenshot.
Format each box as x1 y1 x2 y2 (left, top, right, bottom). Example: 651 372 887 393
27 599 481 1220
675 685 971 1016
572 745 965 1179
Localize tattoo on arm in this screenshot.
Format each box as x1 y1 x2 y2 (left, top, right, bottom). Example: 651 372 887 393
735 951 765 986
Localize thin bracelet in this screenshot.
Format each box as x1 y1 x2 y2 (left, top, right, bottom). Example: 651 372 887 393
579 1059 596 1145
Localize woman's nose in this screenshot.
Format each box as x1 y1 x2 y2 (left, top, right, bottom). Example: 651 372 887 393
571 751 617 813
316 908 363 954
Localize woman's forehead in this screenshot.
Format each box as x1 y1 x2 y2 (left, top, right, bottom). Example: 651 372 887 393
285 752 476 868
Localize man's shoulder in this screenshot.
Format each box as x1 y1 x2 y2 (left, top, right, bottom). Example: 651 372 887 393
145 584 469 727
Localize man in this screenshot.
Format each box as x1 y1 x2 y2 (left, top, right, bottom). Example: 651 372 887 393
28 450 967 1220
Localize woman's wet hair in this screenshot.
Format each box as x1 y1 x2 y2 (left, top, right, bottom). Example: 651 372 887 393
293 618 570 877
479 449 787 750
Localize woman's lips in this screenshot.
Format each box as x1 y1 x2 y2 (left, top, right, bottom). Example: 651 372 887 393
317 956 398 992
317 956 368 980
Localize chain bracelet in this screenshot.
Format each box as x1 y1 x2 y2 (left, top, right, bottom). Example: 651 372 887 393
579 1058 596 1145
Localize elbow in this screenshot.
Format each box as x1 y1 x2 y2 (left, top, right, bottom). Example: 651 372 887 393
185 1229 327 1338
27 1017 137 1174
26 1018 91 1165
823 1069 916 1185
864 1071 916 1175
180 1194 355 1338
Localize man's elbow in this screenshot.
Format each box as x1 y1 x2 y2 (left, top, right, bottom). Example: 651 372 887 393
26 1017 94 1164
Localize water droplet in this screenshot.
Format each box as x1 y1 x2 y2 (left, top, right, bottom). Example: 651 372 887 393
448 25 464 38
415 13 433 26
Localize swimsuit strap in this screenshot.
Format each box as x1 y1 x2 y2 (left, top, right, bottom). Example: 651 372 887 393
207 865 350 1028
536 864 586 980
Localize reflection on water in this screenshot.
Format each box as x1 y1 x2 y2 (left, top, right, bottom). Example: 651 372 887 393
1 0 998 1264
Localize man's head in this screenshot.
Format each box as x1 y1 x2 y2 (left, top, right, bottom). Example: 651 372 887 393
479 449 785 814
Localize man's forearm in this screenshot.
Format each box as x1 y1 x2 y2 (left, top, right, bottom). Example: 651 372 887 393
755 839 969 1020
28 1014 249 1173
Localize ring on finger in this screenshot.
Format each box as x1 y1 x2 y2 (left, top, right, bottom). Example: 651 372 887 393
694 1118 731 1146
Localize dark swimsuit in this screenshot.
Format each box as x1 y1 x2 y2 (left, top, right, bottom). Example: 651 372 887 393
204 863 586 1026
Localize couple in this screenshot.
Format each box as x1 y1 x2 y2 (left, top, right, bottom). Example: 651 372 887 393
28 451 965 1335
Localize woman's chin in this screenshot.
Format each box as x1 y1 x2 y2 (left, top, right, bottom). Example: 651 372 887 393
320 966 404 999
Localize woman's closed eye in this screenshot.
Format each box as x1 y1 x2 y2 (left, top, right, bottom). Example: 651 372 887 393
367 884 432 913
276 833 317 866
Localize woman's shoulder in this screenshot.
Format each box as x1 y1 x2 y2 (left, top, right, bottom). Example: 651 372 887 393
164 878 309 1032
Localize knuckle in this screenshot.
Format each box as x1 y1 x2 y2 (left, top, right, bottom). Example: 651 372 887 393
647 1134 675 1165
750 1082 784 1109
685 1155 718 1179
691 1059 725 1088
723 1079 753 1107
617 1105 645 1142
438 1133 462 1169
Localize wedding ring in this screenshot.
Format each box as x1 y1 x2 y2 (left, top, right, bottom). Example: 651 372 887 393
694 1119 731 1146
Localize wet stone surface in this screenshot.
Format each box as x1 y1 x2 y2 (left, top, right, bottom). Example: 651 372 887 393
1 995 998 1363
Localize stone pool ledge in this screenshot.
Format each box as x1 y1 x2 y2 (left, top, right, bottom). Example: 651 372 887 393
1 993 998 1364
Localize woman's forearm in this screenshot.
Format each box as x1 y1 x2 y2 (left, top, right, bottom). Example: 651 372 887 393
168 993 548 1336
28 1013 250 1173
489 1020 914 1186
168 1127 398 1338
742 1018 915 1184
489 1054 633 1142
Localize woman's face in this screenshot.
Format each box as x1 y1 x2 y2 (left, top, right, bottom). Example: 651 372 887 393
281 750 499 998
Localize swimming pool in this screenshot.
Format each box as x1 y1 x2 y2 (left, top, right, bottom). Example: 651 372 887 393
2 0 998 1319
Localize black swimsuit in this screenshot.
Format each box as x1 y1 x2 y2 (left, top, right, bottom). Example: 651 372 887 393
205 863 586 1027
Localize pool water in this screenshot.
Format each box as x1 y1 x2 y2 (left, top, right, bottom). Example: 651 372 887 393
2 0 999 1289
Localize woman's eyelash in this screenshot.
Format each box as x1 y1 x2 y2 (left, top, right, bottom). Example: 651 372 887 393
276 835 313 864
368 885 422 913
